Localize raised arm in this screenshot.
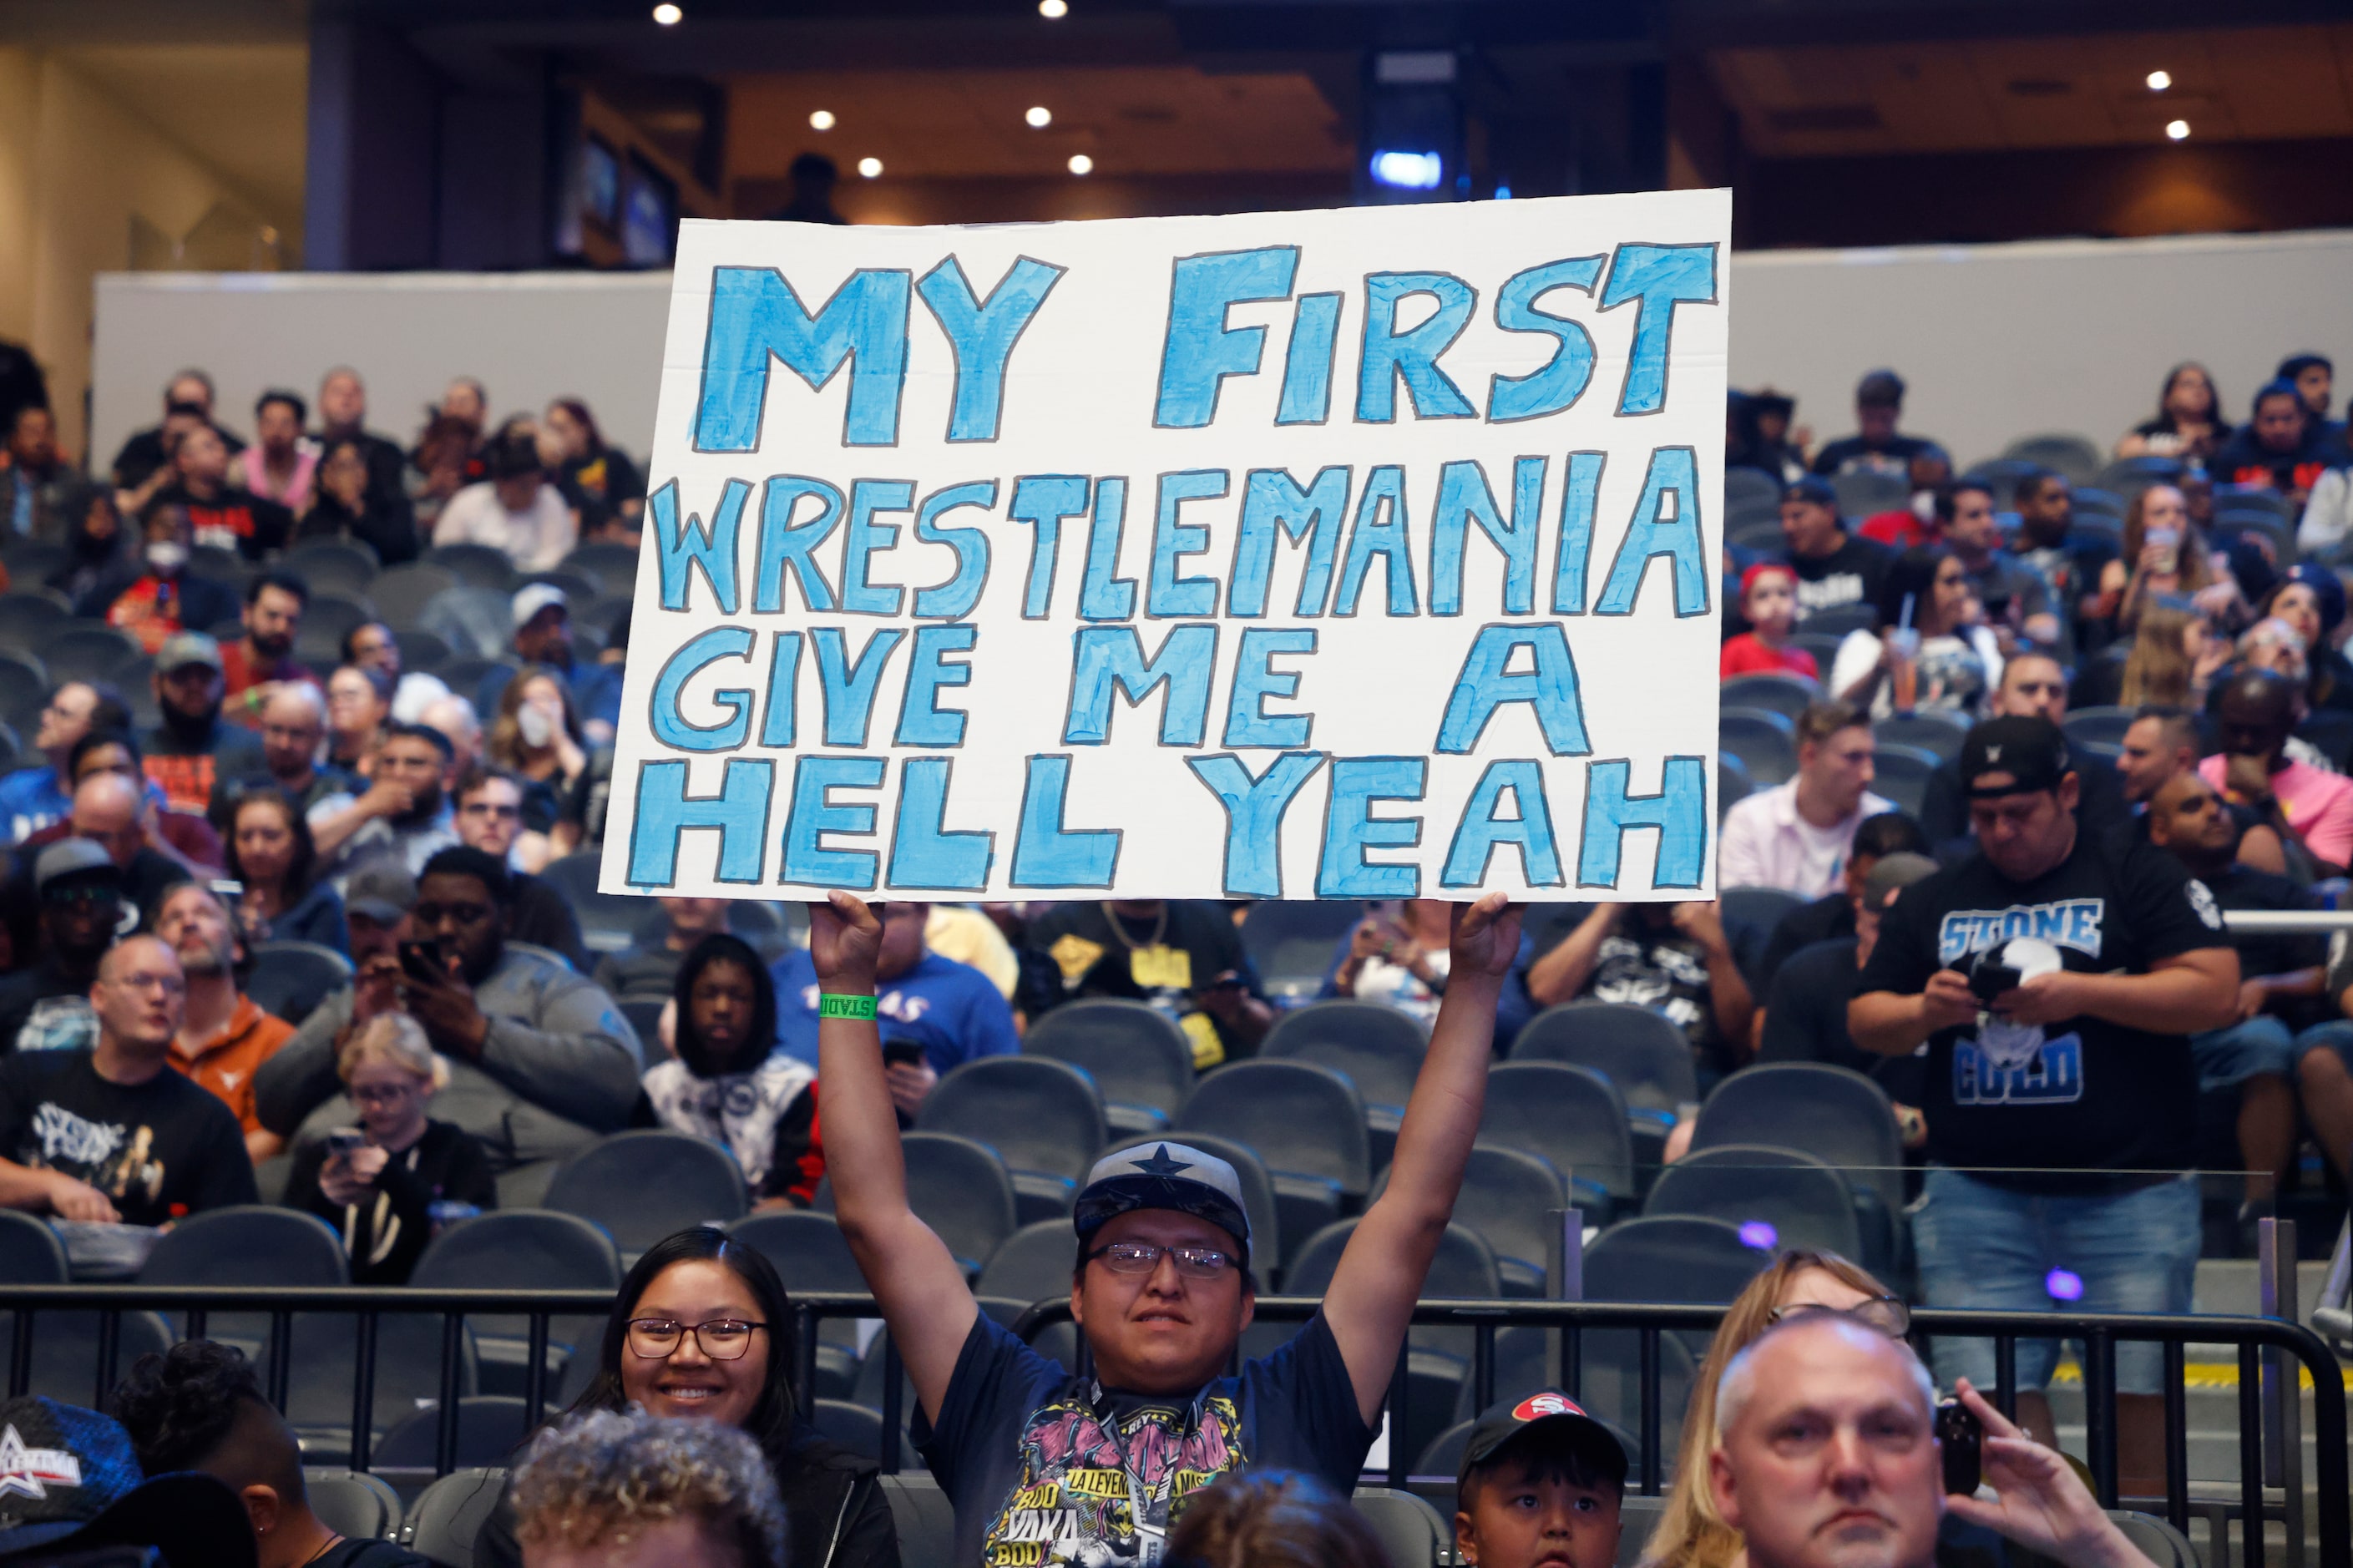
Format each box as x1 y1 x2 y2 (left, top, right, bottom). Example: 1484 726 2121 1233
1320 892 1521 1425
810 891 979 1424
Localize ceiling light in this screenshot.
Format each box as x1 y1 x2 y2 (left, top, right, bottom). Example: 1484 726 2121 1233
1026 106 1053 129
2165 119 2190 140
1369 149 1444 190
1068 154 1093 175
808 109 836 131
651 3 682 23
858 156 883 178
1039 0 1068 15
2146 69 2172 91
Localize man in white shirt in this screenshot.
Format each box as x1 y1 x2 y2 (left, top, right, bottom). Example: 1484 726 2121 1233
432 428 577 570
1718 701 1895 897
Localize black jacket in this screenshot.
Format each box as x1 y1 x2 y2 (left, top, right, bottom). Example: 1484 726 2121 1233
474 1417 898 1568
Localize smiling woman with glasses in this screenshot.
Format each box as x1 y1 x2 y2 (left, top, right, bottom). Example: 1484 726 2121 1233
472 1227 900 1568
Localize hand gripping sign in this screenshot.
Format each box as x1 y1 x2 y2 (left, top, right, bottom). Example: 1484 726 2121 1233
601 190 1729 902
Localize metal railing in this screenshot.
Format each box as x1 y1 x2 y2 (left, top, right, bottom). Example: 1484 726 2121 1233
3 1287 2343 1568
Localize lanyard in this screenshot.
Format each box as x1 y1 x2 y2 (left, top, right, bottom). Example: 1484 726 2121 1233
1090 1381 1202 1563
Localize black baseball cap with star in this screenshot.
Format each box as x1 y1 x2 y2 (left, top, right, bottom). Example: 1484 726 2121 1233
1961 716 2073 799
1073 1141 1252 1266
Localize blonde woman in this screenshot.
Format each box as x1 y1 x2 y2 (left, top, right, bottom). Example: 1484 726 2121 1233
2095 484 2237 637
281 1014 496 1283
2116 602 2227 709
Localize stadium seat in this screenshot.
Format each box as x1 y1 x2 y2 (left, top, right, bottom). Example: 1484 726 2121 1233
303 1469 402 1542
245 941 355 1025
1642 1144 1863 1259
375 1396 532 1472
421 586 518 660
2109 1512 2199 1568
812 1398 920 1467
1178 1060 1369 1264
522 567 602 603
0 1212 175 1409
2214 484 2294 523
1831 469 1908 516
564 542 641 583
2000 432 2102 484
300 592 377 651
543 1130 748 1259
411 1210 620 1399
1374 1142 1564 1296
43 625 143 685
1788 630 1844 670
2068 485 2125 519
1476 1062 1633 1221
0 595 66 655
917 1056 1109 1223
728 1210 866 1397
1689 1062 1905 1269
399 1468 507 1565
0 720 18 774
1960 458 2042 505
1510 1004 1698 1123
190 545 249 586
1799 602 1875 638
1583 1216 1773 1334
821 1131 1017 1277
367 563 459 627
1262 999 1427 1166
1352 1488 1450 1568
1867 741 1939 817
2093 456 2183 496
1719 706 1798 787
143 1204 347 1287
0 540 65 582
2059 702 2147 753
0 1211 67 1283
1718 886 1803 948
880 1473 955 1565
1873 708 1969 761
1021 999 1197 1136
1236 899 1362 999
1720 672 1818 721
1717 754 1753 822
976 1219 1075 1306
2298 708 2353 771
286 540 379 599
428 542 520 590
393 626 453 672
1724 467 1782 508
540 851 651 953
618 997 665 1043
1727 516 1786 554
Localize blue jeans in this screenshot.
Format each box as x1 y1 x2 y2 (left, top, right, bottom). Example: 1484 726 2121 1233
2189 1015 2297 1090
1911 1166 2199 1394
2295 1018 2353 1065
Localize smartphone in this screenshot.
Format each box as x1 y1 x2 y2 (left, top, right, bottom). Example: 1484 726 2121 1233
1966 956 2020 1005
324 1129 367 1157
882 1040 926 1068
399 940 447 984
1936 1399 1982 1495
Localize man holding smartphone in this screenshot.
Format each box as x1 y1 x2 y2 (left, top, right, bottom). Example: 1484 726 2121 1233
769 900 1017 1120
1850 715 2236 1498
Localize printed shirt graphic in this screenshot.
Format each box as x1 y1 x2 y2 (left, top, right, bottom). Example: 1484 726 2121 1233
0 1052 258 1226
640 1055 815 1190
919 1310 1373 1568
1856 833 2222 1190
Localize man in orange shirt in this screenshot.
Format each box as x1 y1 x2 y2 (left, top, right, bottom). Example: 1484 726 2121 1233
151 880 294 1162
219 570 321 727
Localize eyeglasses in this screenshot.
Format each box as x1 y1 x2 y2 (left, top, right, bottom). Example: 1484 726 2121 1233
109 973 187 997
1086 1242 1236 1280
625 1318 766 1361
350 1082 417 1106
1766 1297 1910 1338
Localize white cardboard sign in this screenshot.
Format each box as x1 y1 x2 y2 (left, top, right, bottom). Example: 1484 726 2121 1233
600 190 1729 902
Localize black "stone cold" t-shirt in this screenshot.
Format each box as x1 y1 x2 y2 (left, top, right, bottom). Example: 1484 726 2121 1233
1855 833 2227 1191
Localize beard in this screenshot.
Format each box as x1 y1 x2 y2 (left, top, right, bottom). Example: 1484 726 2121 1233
250 627 294 660
393 781 445 827
176 936 231 977
161 696 222 743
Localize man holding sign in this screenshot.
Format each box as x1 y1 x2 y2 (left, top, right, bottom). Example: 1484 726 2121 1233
814 887 1520 1565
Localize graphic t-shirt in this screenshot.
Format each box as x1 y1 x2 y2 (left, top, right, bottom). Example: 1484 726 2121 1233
771 949 1020 1076
0 960 100 1055
0 1050 258 1225
1855 833 2224 1191
2210 429 2332 498
1812 433 1936 478
917 1308 1374 1568
639 1055 819 1197
1576 920 1743 1075
151 483 292 559
1026 902 1268 1068
1789 535 1892 622
140 721 266 817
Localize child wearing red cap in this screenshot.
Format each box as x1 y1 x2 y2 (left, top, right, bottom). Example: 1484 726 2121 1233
1455 1390 1627 1568
1721 564 1819 680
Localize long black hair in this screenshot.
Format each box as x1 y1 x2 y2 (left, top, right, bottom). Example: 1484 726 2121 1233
569 1227 802 1454
672 932 778 1078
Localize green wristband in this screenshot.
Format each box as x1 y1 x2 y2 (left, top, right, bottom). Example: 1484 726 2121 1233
818 993 878 1020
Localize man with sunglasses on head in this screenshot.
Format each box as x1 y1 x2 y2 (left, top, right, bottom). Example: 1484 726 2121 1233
813 888 1524 1566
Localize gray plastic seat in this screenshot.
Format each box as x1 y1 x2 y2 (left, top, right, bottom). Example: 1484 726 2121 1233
1719 706 1798 787
398 1467 507 1565
1868 742 1939 817
144 1205 347 1287
820 1132 1016 1277
810 1398 920 1467
918 1056 1107 1223
0 594 69 657
880 1473 955 1567
246 941 356 1027
1021 999 1197 1136
1477 1062 1633 1219
1718 887 1803 951
730 1210 868 1397
1178 1060 1369 1265
1585 1216 1772 1308
1643 1145 1863 1260
1689 1062 1905 1268
1874 709 1970 761
375 1396 531 1473
543 1130 748 1260
367 563 458 627
43 625 144 685
1263 1000 1427 1166
411 1210 622 1398
563 542 641 583
419 585 517 660
977 1220 1076 1307
428 542 520 590
394 627 453 672
285 539 379 595
1351 1487 1450 1568
1999 432 2102 485
1511 1004 1699 1120
541 851 657 955
285 1312 482 1464
1720 672 1819 721
0 1211 67 1283
2060 706 2135 751
1237 900 1363 998
1374 1143 1564 1297
303 1469 402 1541
1717 754 1753 822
